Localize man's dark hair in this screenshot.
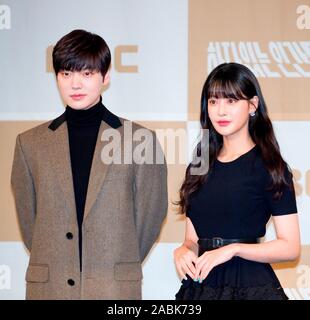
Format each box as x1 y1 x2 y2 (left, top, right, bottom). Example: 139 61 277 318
52 29 111 77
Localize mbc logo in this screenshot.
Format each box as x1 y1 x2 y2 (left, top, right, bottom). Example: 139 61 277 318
0 265 11 290
46 45 139 73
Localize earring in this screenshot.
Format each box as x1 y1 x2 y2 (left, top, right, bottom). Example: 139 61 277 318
250 112 256 117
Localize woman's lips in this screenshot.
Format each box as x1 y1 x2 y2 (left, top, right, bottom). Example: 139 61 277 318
70 94 87 101
217 120 231 127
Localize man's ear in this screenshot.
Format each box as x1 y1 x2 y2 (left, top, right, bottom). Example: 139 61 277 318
249 96 259 113
103 70 110 86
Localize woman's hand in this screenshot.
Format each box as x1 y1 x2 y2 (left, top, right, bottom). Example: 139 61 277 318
194 244 238 282
173 244 198 280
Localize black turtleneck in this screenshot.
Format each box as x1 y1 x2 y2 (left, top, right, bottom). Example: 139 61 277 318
65 99 103 271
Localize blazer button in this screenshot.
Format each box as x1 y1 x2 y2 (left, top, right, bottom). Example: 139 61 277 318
67 279 75 286
66 232 73 240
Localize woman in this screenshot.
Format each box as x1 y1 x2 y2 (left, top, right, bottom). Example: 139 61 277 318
174 62 300 300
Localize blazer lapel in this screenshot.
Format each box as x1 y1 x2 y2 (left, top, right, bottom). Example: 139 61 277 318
49 122 77 219
83 121 122 221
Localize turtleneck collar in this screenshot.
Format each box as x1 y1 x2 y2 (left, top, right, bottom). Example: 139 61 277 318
65 98 103 127
48 96 123 131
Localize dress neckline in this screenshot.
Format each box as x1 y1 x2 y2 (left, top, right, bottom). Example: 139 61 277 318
215 145 258 165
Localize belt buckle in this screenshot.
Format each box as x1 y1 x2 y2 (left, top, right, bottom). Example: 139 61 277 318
212 237 223 248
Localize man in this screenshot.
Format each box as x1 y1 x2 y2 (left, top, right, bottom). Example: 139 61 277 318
11 29 168 299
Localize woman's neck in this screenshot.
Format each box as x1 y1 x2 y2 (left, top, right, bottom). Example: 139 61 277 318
219 133 255 162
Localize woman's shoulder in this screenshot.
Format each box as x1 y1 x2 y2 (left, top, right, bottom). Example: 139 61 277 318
241 146 280 187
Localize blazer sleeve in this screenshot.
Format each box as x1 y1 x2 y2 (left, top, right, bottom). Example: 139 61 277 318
11 134 36 252
133 131 168 262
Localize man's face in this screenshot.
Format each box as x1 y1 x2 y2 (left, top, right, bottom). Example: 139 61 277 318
56 69 109 110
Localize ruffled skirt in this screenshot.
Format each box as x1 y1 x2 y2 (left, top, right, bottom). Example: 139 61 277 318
175 279 288 300
175 257 288 300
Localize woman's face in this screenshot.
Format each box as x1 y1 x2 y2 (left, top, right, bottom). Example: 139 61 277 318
207 96 258 138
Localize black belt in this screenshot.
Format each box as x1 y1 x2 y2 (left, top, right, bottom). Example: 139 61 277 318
198 237 259 255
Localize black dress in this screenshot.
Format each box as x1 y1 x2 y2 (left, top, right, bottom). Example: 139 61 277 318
175 145 297 300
